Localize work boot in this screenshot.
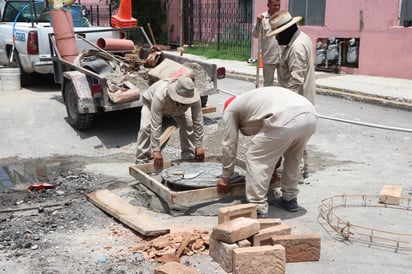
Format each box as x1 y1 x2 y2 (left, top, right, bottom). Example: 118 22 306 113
273 197 299 212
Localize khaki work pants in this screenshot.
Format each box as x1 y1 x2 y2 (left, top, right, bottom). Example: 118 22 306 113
245 113 318 214
135 103 195 163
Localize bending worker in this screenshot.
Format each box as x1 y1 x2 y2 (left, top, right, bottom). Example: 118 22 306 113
216 87 318 217
135 76 205 169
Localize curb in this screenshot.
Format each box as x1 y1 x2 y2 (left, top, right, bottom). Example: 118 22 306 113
226 72 412 111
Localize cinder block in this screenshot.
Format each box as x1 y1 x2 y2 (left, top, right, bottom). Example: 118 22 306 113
232 245 286 274
258 218 282 230
209 235 239 272
271 234 321 263
218 203 257 224
155 261 200 274
379 185 403 205
251 223 291 246
212 217 260 243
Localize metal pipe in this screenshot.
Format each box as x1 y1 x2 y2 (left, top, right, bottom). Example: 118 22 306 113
219 89 412 133
319 115 412 133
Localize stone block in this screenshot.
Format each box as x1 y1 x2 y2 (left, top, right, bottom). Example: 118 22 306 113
209 235 239 272
218 203 257 224
212 217 260 243
232 245 286 274
154 261 200 274
251 223 291 246
271 234 321 263
379 185 403 205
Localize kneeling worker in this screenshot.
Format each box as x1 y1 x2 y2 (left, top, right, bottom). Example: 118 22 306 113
135 76 205 169
216 87 318 218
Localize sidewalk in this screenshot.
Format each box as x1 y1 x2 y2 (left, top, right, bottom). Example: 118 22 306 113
167 51 412 111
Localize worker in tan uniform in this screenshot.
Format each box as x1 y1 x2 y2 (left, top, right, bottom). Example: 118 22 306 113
251 0 281 86
135 76 205 169
267 11 316 178
216 87 318 217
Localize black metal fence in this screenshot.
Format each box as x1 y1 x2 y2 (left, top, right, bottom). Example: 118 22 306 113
85 0 253 59
183 0 253 59
83 4 112 27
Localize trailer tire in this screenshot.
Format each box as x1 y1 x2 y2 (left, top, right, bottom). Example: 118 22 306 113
65 82 94 130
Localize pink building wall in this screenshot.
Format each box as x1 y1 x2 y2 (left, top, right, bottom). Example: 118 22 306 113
165 0 183 45
253 0 412 79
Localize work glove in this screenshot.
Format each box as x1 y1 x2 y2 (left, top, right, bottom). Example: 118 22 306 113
217 177 231 194
195 147 205 162
152 151 163 169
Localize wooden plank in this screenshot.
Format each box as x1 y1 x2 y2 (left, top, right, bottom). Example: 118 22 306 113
0 202 66 213
86 189 170 236
201 105 217 114
130 166 173 204
160 126 177 148
170 183 245 205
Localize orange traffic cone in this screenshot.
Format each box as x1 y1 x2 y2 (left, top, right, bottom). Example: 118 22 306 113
111 0 138 28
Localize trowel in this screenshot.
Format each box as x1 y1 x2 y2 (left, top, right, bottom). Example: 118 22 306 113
172 170 203 179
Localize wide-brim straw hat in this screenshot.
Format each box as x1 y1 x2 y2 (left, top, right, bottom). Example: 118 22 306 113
168 76 199 104
266 11 302 37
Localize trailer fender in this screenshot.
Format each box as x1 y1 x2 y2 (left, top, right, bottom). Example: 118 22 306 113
63 71 96 114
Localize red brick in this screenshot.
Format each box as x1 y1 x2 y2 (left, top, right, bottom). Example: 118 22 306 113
218 203 257 224
232 245 286 274
271 234 321 262
251 223 291 246
154 261 200 274
257 218 282 229
212 217 260 243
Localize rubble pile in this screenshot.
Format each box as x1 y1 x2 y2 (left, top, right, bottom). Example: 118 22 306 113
129 230 210 263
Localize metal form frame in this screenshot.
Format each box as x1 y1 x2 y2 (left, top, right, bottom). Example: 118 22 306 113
318 194 412 250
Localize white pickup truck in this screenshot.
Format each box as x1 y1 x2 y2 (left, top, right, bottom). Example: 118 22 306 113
0 0 121 85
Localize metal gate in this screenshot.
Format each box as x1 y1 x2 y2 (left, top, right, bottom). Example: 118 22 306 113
183 0 253 59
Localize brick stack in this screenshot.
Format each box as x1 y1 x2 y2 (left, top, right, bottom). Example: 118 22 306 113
209 204 321 274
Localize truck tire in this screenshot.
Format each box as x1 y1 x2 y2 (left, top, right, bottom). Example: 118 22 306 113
201 95 208 107
65 82 94 130
10 50 31 87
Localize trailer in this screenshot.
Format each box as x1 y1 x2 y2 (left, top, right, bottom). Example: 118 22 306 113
49 26 225 130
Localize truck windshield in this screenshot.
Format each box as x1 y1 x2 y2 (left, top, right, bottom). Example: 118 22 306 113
2 1 48 23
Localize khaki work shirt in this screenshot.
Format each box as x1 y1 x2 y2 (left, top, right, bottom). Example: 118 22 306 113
221 87 317 178
252 11 281 65
277 30 316 104
142 79 204 151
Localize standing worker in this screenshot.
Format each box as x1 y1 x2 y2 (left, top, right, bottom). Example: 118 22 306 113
216 87 318 217
135 76 205 169
267 11 316 178
251 0 282 87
